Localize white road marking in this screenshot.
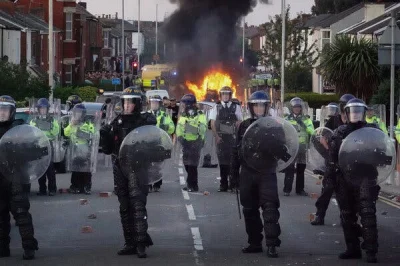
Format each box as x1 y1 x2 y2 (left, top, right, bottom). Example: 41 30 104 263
179 159 183 166
191 227 204 251
179 168 184 175
182 190 190 200
331 199 338 206
186 204 196 220
180 175 186 185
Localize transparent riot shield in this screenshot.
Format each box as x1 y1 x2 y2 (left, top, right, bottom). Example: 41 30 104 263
284 100 310 118
308 127 333 175
65 112 101 173
339 127 396 186
212 103 239 166
119 125 173 185
366 104 387 133
0 125 51 184
319 104 339 127
242 116 299 173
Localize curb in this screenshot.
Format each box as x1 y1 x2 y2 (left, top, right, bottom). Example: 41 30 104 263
304 169 400 209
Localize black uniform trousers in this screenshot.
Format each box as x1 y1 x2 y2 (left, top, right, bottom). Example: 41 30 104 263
112 158 153 247
70 172 92 191
283 163 306 193
315 173 336 218
0 177 38 251
38 162 57 193
336 176 379 254
240 166 281 247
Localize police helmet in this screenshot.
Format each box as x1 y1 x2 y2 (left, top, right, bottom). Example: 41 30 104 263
219 86 233 101
247 91 270 118
37 98 50 112
71 103 87 120
344 98 367 124
0 95 16 122
326 102 339 116
339 94 355 112
66 95 82 111
121 87 143 113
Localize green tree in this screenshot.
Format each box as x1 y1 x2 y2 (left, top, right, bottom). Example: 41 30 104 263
259 7 318 92
0 62 49 101
319 35 380 101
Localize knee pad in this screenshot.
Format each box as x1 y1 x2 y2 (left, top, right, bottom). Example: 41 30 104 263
261 203 280 223
264 223 281 238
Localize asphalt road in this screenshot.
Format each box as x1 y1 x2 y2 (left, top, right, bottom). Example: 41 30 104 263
2 154 400 266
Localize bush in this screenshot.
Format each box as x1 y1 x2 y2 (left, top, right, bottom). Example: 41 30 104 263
53 86 98 103
0 61 49 101
76 86 98 102
285 64 312 93
284 92 339 109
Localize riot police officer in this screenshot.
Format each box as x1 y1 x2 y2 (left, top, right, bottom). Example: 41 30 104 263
64 104 95 194
30 98 60 196
66 95 82 112
210 86 243 192
311 94 355 225
176 94 207 192
366 105 387 133
100 87 156 258
0 96 38 260
231 91 281 258
283 97 314 196
148 95 175 192
327 98 380 263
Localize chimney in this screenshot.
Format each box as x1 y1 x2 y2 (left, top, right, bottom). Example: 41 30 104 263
78 2 87 9
115 12 118 19
102 14 105 18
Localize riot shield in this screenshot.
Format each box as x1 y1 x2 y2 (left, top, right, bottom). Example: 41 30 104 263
308 127 333 175
0 125 51 184
65 112 101 173
319 104 339 127
241 116 299 173
119 125 173 185
339 127 396 186
284 100 309 118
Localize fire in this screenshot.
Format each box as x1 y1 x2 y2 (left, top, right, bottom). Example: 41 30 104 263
186 70 236 101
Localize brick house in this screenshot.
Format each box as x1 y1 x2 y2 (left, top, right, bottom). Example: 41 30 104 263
16 0 104 85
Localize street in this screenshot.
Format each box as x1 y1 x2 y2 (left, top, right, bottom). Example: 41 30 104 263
2 154 400 266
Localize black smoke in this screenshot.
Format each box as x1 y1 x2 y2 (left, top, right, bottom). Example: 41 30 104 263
163 0 267 85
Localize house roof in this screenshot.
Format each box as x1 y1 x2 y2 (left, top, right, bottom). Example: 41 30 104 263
245 26 260 38
0 10 60 33
304 14 334 28
341 3 400 34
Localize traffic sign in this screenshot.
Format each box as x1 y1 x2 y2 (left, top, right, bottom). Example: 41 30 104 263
112 78 121 85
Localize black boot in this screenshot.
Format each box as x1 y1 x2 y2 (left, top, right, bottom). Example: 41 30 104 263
0 247 10 258
23 249 35 260
366 253 377 263
218 186 228 192
339 243 362 260
137 244 147 258
117 244 137 255
267 246 278 258
242 244 263 253
310 215 324 226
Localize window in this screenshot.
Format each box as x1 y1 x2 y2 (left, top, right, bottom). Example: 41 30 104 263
322 31 331 39
104 31 109 48
65 13 73 40
65 65 72 84
321 30 331 49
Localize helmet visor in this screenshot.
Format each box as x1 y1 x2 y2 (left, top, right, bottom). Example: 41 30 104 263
347 106 365 123
0 105 11 122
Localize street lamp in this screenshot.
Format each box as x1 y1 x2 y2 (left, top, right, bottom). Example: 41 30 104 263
122 0 125 90
49 0 54 102
281 0 286 102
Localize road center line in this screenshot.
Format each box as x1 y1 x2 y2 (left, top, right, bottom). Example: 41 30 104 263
186 204 196 220
182 190 190 200
180 175 186 185
191 227 204 251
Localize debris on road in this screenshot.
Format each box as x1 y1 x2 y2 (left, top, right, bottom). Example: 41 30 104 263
88 214 97 219
80 199 88 205
81 226 93 233
99 192 112 197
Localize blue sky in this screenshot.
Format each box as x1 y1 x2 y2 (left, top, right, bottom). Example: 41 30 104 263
83 0 315 26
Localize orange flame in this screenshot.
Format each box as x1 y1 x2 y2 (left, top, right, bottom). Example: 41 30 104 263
186 70 236 101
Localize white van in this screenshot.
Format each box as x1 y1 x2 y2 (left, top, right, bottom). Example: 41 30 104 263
145 90 169 100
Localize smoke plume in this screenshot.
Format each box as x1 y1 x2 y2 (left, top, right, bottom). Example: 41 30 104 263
163 0 267 84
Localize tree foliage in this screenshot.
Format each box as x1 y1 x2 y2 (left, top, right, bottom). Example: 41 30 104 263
0 61 49 101
319 35 380 101
259 7 318 92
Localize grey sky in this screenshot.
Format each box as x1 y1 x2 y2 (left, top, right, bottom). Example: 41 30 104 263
83 0 314 26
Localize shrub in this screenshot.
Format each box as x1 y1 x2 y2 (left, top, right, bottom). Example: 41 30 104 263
284 92 339 109
76 86 98 102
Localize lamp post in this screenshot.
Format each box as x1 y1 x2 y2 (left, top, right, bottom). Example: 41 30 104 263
280 0 286 102
122 0 125 90
49 0 54 102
